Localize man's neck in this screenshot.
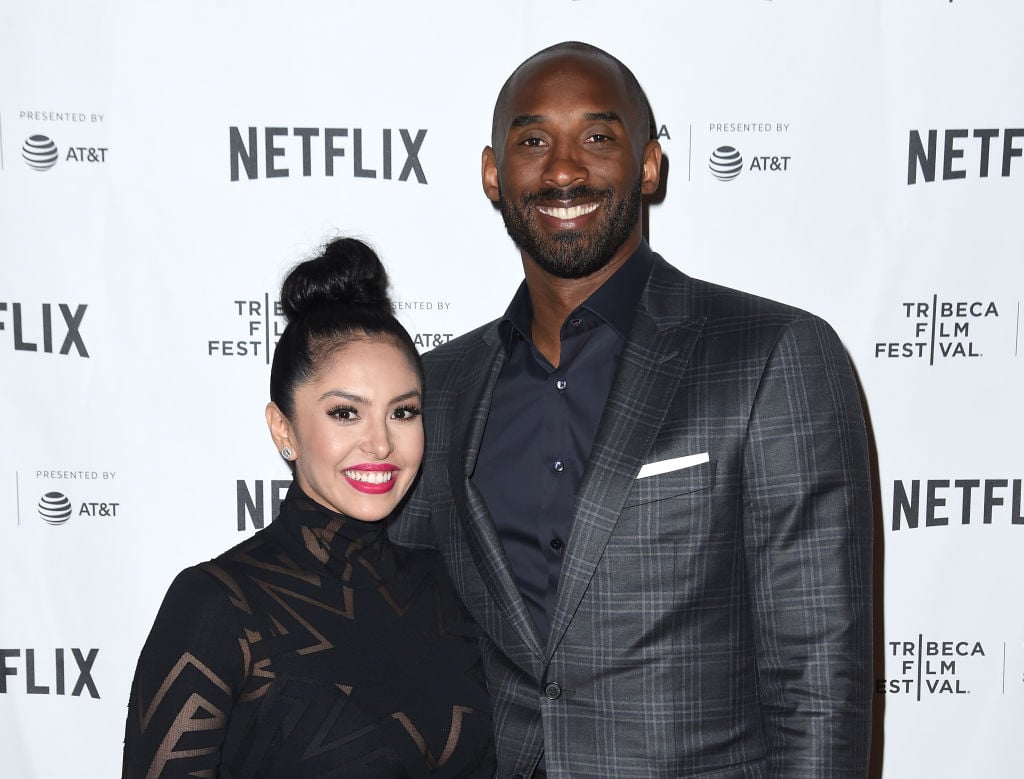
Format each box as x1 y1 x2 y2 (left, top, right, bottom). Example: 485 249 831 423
521 235 641 367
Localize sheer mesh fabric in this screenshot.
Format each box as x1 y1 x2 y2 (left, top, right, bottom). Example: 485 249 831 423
123 485 495 778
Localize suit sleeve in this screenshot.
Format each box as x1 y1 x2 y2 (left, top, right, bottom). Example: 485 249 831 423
122 566 246 778
741 316 873 777
388 350 448 551
388 477 439 549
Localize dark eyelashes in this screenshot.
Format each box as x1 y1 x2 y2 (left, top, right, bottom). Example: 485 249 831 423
327 405 358 420
324 404 421 421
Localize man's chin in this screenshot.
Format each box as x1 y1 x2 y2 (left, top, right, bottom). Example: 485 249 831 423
531 247 612 279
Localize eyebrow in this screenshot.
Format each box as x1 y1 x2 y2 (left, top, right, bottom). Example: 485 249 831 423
319 389 422 405
509 111 624 130
584 111 623 124
510 113 545 128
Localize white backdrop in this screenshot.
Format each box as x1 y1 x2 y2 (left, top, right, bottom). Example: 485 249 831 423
1 1 1022 776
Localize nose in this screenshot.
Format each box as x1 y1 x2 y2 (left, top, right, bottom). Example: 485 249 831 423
542 139 587 189
360 421 394 460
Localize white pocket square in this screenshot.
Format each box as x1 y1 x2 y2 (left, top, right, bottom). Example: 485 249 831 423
636 452 710 479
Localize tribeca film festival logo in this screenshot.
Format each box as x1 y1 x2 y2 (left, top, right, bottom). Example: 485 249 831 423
706 121 792 182
874 296 1003 364
208 295 285 362
208 296 455 362
891 478 1022 531
907 128 1023 184
0 648 100 699
0 301 89 357
229 126 428 183
877 636 987 699
20 469 120 526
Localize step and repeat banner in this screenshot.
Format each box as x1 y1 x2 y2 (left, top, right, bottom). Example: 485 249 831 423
1 1 1021 776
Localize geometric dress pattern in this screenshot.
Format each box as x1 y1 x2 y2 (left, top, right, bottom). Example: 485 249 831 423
123 485 495 778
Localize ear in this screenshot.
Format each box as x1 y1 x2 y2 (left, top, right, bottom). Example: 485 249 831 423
481 146 501 203
639 139 662 196
265 402 295 457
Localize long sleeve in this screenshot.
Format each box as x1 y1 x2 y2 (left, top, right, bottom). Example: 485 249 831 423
123 566 246 779
742 315 874 777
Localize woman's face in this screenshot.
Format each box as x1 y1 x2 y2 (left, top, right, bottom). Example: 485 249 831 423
267 338 424 522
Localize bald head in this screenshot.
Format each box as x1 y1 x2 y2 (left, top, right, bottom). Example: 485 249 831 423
490 41 654 161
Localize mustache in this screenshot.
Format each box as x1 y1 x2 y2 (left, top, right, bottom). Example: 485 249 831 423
519 185 613 205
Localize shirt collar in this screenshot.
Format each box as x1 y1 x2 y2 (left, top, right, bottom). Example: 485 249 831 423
501 240 654 347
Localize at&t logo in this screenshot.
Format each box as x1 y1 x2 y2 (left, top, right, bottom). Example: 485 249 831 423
709 145 791 182
19 134 108 172
38 492 72 525
22 135 58 171
709 146 743 181
37 491 120 525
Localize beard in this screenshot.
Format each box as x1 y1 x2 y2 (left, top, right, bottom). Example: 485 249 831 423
497 178 642 279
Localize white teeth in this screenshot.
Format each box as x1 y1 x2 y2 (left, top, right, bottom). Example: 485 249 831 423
537 202 599 220
344 470 395 484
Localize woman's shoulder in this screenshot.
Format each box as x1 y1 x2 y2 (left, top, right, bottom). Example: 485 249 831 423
153 527 279 617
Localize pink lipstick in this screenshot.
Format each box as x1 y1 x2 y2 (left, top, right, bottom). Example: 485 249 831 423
343 463 399 494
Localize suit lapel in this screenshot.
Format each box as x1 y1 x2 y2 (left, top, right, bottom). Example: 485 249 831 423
445 326 546 661
545 260 707 656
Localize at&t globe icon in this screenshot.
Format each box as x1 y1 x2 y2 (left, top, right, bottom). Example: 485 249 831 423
38 491 73 525
22 135 59 171
709 146 743 181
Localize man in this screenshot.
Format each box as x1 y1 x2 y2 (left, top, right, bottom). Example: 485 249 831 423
394 41 873 778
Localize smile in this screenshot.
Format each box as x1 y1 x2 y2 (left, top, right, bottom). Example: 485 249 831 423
536 202 599 220
344 470 395 484
343 466 398 494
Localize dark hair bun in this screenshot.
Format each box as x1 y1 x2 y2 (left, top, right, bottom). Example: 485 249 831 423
280 237 391 321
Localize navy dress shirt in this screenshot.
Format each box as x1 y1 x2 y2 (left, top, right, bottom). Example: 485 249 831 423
471 242 654 639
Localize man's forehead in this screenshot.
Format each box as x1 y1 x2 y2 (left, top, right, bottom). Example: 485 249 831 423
497 55 633 131
506 51 624 103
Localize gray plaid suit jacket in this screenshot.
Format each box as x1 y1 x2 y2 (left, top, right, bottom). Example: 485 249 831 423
392 254 873 778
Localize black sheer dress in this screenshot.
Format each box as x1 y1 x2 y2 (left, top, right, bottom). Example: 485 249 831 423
123 484 495 778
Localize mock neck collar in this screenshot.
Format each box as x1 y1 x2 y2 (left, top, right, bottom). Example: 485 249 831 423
272 482 398 587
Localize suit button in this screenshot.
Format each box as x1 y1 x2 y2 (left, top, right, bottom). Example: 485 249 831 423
549 537 563 551
544 682 561 699
552 460 564 473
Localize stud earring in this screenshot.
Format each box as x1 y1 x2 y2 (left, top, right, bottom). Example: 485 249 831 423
281 447 294 460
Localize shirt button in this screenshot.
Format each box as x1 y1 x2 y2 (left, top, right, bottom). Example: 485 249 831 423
570 318 582 328
555 378 567 390
544 682 562 699
552 460 564 473
550 537 564 551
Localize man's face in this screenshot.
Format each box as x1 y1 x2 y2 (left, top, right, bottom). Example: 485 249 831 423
483 52 660 279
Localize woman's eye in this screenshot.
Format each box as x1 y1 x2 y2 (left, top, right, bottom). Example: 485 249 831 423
328 405 358 421
392 405 422 421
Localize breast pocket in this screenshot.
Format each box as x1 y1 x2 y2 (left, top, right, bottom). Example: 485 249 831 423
622 457 716 509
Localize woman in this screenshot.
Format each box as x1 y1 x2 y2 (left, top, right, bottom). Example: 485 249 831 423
123 238 495 777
